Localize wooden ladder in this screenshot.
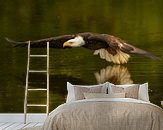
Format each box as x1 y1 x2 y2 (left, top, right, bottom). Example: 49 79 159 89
24 41 49 124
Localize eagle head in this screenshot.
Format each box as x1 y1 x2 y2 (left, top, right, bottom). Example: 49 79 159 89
63 36 85 48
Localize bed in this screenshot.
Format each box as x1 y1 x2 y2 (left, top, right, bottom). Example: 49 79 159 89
42 82 163 130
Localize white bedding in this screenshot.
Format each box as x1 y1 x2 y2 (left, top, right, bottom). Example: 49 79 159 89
43 98 163 130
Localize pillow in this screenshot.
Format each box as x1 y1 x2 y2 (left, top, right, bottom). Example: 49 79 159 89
107 82 139 90
138 83 149 102
110 84 139 99
108 82 149 102
66 82 108 103
84 93 125 99
74 85 103 100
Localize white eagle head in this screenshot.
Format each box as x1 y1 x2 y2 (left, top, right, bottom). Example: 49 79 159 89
63 36 85 48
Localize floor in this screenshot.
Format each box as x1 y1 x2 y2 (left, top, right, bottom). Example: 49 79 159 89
0 122 43 130
0 113 46 130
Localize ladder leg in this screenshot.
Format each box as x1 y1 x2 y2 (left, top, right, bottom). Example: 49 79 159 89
46 41 49 115
24 41 30 124
24 97 27 124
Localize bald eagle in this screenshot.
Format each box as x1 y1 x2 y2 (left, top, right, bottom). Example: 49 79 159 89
6 32 160 64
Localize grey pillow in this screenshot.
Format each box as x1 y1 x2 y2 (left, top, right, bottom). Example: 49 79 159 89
110 84 139 99
74 85 106 100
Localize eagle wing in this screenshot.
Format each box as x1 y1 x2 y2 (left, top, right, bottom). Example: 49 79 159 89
87 34 160 64
6 32 160 64
5 34 76 48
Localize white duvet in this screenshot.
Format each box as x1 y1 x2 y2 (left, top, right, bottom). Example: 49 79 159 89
43 98 163 130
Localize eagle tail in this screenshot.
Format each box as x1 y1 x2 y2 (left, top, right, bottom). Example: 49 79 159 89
94 49 130 64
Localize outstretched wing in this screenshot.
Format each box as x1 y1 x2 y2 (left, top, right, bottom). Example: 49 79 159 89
88 34 160 64
5 35 76 48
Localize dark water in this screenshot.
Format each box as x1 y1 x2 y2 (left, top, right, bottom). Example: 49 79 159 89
0 0 163 112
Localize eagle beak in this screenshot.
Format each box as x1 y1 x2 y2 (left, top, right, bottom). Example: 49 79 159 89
63 42 71 48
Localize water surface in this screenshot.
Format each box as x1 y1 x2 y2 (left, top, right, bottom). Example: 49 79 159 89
0 0 163 112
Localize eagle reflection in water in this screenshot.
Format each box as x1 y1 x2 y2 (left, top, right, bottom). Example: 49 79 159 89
94 65 133 85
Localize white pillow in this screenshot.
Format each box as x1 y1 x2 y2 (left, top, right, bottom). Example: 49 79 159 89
84 93 125 99
108 82 150 102
66 82 108 103
138 83 149 102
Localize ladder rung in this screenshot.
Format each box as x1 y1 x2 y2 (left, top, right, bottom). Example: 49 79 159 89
27 104 47 107
30 55 47 57
29 70 47 73
28 88 47 91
